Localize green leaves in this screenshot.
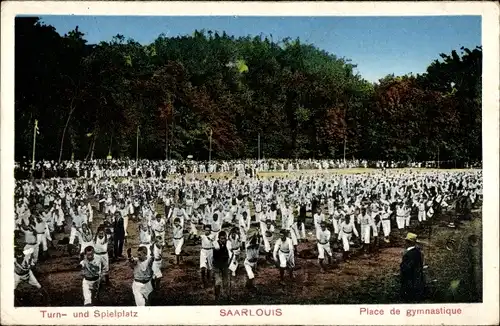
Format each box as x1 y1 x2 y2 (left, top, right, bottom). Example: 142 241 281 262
235 59 249 73
124 54 132 67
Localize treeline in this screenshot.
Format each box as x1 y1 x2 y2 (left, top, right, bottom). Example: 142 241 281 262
15 17 482 162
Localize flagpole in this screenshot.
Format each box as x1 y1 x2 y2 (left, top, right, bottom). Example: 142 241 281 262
343 106 347 165
258 133 260 161
165 118 169 160
136 125 139 162
209 128 212 164
437 147 440 169
32 119 38 171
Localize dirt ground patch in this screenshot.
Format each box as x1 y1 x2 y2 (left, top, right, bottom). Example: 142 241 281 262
15 169 482 306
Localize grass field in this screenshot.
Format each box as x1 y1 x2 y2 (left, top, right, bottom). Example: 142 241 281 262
184 168 480 179
14 168 482 306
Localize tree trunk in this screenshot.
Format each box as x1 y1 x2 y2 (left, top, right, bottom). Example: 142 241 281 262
58 104 76 163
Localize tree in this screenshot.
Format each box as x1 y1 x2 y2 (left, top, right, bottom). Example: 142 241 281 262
14 17 482 163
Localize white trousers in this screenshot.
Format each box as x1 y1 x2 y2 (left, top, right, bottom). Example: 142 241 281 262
82 279 98 305
152 260 162 278
418 211 426 222
314 223 321 238
317 243 332 259
332 219 340 234
95 253 109 275
396 216 405 229
199 249 213 269
132 280 153 306
289 228 298 246
15 271 41 289
263 236 272 252
341 232 352 252
291 224 300 242
381 220 391 237
229 249 240 272
404 215 411 227
123 215 129 236
70 227 82 245
45 225 53 238
360 225 368 243
24 243 39 263
244 259 257 279
56 211 64 226
277 251 294 268
36 233 48 251
362 225 378 244
173 238 184 255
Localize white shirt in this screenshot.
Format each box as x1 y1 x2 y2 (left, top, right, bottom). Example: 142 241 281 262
151 218 166 232
317 229 331 244
273 238 294 260
340 221 359 237
94 236 108 254
172 224 184 239
139 229 152 244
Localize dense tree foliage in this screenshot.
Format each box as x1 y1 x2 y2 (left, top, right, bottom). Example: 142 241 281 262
15 17 482 162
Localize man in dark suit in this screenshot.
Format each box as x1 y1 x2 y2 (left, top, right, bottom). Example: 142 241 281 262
466 234 481 302
212 231 231 301
400 232 424 302
113 211 125 260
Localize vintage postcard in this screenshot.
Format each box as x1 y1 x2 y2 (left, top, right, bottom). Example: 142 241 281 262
1 1 499 325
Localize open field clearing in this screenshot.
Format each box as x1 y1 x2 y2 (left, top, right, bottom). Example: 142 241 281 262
14 169 482 306
156 168 481 180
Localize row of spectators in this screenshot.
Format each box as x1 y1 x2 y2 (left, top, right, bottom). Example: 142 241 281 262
14 159 481 180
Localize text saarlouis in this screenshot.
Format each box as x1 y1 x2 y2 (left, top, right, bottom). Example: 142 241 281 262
220 308 282 317
220 308 283 317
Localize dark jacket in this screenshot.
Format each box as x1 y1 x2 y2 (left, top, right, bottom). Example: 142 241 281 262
113 217 125 238
400 246 425 302
299 205 307 222
213 241 230 270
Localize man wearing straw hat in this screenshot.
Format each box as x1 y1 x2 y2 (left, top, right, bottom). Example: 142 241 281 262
400 232 425 303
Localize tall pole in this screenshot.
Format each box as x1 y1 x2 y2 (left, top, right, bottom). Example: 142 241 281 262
343 106 347 164
136 125 139 162
258 133 260 161
165 118 169 160
343 136 347 163
209 128 212 163
437 146 440 169
32 119 38 171
170 106 175 160
108 130 114 159
90 135 96 161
